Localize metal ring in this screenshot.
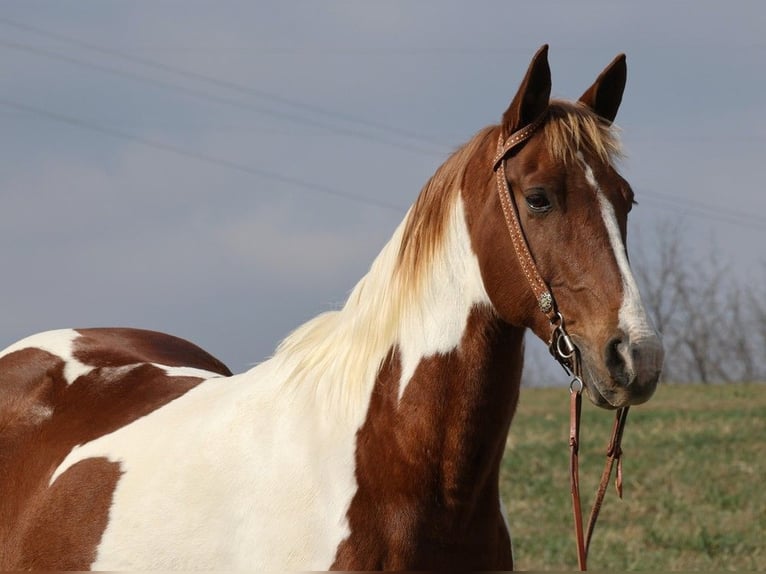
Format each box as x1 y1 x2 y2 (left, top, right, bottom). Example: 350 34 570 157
569 376 583 394
556 331 576 360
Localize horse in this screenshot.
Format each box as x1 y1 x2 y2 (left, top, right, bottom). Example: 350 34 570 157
0 45 663 570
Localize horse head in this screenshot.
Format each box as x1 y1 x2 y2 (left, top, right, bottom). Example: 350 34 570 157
465 46 664 409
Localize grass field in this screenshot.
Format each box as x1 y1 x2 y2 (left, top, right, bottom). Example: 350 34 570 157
500 382 765 570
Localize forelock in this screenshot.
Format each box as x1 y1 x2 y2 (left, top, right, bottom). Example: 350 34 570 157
542 100 623 164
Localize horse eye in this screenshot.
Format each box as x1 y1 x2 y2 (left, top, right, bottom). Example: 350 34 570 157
525 191 552 213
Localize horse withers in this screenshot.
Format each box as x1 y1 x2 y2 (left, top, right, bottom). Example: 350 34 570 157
0 46 662 570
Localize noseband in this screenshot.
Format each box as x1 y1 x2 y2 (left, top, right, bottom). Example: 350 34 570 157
493 116 629 571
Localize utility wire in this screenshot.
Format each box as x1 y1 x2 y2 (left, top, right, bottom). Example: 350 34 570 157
0 38 450 158
638 190 766 230
0 17 449 149
0 97 407 214
4 95 762 234
638 196 766 232
1 17 762 231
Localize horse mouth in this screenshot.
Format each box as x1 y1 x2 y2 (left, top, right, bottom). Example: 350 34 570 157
572 334 660 409
582 377 619 409
580 360 628 409
581 362 659 409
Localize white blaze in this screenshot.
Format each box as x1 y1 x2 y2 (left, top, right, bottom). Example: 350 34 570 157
578 154 657 343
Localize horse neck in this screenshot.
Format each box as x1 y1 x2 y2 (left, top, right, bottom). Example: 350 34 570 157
286 187 525 493
324 192 526 568
368 303 525 496
337 303 525 568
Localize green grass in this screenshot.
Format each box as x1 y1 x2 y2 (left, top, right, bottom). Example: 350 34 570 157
501 383 766 570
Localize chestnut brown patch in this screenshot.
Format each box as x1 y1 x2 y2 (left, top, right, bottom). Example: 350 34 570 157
16 458 122 570
74 327 232 375
332 306 524 570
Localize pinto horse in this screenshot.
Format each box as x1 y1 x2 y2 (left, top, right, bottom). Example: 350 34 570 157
0 46 663 570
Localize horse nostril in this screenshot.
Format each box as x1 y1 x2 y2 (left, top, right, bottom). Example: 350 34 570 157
604 333 664 391
605 336 625 372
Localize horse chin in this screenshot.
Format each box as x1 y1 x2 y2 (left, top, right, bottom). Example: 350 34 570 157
579 358 627 409
582 371 657 409
582 378 620 409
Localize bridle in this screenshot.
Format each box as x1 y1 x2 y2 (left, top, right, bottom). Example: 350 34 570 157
493 113 630 571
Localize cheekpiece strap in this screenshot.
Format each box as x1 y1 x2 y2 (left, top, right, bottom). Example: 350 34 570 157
492 112 555 321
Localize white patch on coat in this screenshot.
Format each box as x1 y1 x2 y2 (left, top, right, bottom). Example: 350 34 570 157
151 363 228 379
49 362 361 570
27 404 55 423
0 329 91 384
396 196 491 399
271 194 490 415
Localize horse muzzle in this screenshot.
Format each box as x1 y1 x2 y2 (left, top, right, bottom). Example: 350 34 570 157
580 330 664 409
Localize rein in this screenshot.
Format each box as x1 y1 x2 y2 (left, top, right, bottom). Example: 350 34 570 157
493 116 630 571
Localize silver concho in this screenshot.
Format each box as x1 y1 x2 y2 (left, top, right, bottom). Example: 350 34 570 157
538 291 553 314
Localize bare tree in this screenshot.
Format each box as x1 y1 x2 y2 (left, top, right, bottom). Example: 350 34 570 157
632 221 765 383
521 222 764 387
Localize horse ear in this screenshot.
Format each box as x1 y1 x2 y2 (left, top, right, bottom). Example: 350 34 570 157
502 44 551 135
578 54 627 123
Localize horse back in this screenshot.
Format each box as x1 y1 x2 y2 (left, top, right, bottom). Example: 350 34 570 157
0 327 232 570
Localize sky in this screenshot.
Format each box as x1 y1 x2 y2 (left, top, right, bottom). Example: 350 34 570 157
1 2 764 378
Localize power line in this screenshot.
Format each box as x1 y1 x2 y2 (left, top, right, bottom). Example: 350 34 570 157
0 38 450 158
0 17 449 150
638 189 766 231
639 200 765 231
0 97 407 214
2 17 762 233
4 96 762 233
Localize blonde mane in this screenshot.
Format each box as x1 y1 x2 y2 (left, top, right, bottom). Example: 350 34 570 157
395 125 497 295
269 101 622 417
270 128 496 418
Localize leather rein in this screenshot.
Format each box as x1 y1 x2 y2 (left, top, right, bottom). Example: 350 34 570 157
493 115 629 571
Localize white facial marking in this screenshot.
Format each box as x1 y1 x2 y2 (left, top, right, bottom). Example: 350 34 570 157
577 153 657 343
0 329 92 384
